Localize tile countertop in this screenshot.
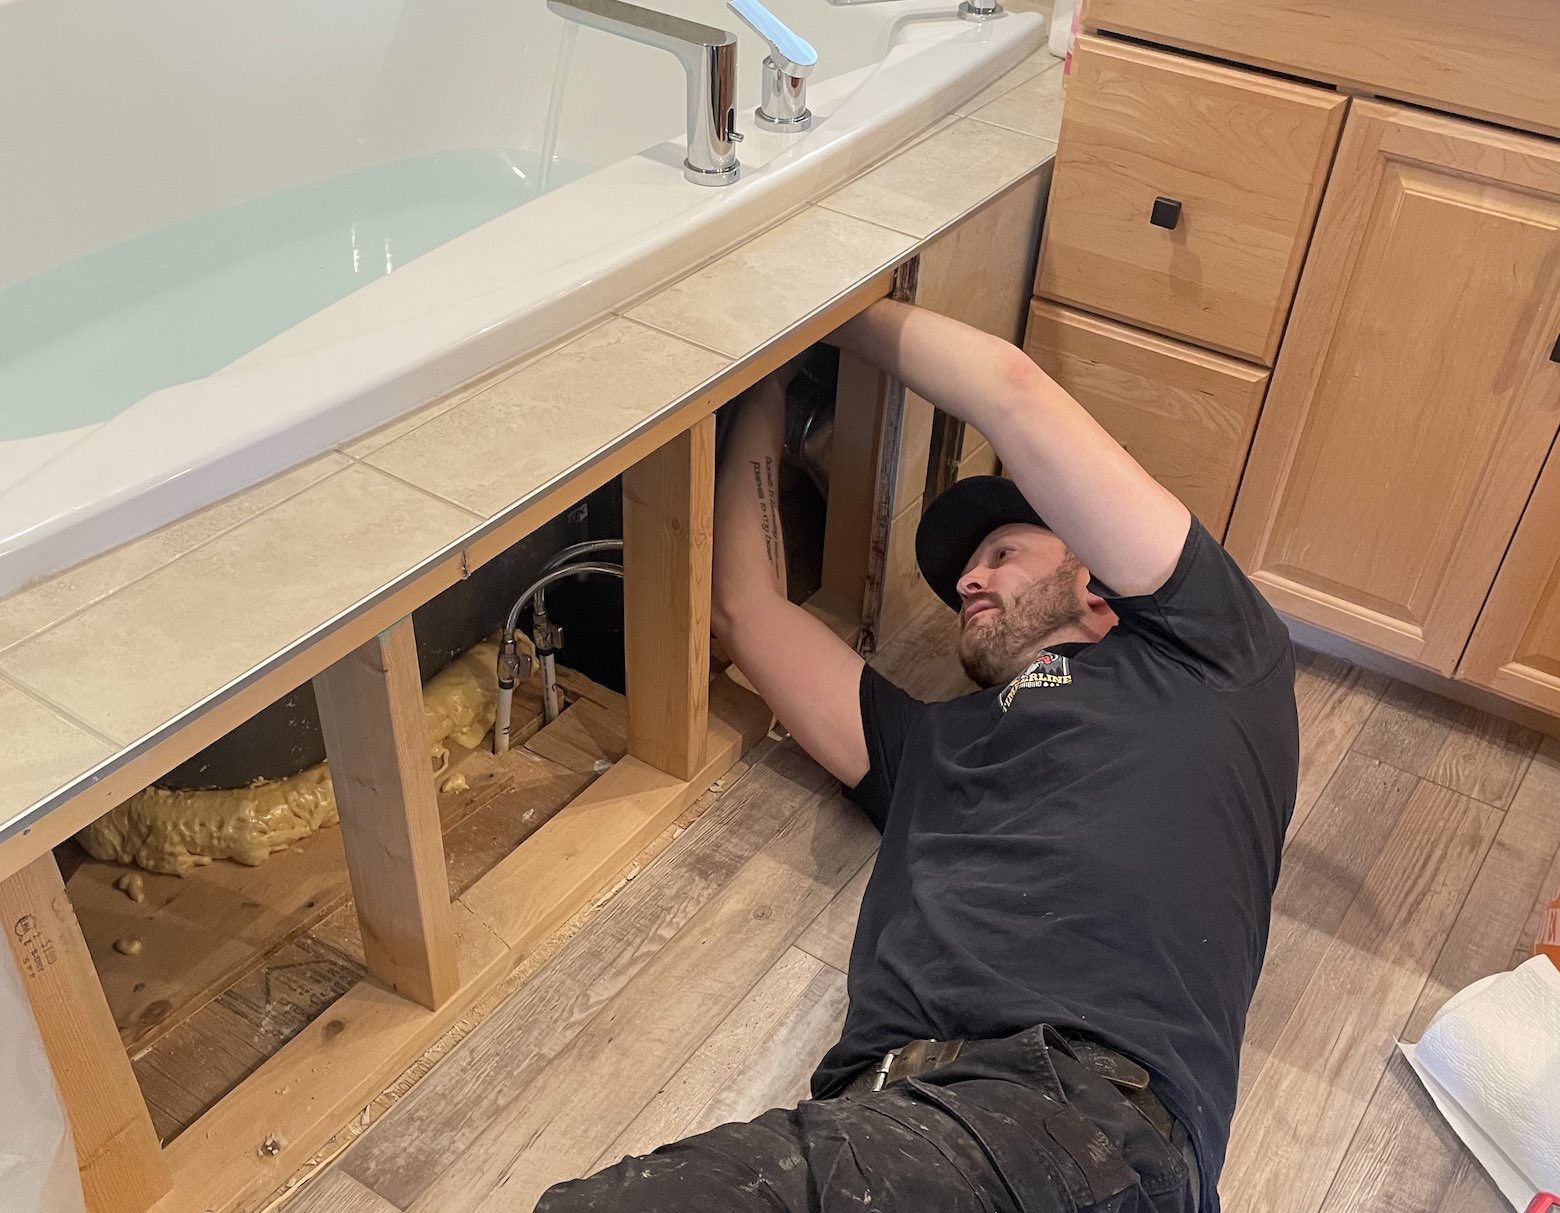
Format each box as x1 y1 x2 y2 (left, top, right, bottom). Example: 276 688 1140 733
0 48 1064 865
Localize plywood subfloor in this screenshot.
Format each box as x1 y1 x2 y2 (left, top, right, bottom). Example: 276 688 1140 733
103 670 628 1143
284 601 1559 1213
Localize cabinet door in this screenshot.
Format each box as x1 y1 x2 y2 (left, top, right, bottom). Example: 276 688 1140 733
1225 100 1560 675
1459 442 1560 715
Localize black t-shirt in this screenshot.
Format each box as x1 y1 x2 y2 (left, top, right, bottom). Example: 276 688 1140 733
812 519 1299 1212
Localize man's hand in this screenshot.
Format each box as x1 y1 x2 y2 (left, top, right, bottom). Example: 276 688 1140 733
829 300 1190 597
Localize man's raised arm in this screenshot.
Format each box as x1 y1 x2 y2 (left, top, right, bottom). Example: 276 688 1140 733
831 300 1191 597
710 372 869 788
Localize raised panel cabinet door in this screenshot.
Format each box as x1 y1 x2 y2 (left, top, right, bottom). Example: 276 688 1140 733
1458 441 1560 715
1225 99 1560 675
1022 299 1269 539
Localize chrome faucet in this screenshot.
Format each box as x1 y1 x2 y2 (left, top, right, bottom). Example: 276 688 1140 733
547 0 742 185
728 0 817 132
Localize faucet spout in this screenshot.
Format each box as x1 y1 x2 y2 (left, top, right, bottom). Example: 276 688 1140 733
547 0 742 185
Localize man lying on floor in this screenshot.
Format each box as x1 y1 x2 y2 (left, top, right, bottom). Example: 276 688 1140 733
535 299 1300 1213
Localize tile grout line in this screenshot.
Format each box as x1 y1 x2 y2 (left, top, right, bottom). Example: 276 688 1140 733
346 461 489 525
0 454 356 661
612 313 741 364
0 667 122 750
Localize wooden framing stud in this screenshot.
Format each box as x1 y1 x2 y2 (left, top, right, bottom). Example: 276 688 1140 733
821 351 892 622
622 415 716 781
314 618 459 1011
0 853 171 1213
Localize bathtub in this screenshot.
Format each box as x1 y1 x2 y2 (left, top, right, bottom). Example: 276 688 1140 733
0 0 1044 595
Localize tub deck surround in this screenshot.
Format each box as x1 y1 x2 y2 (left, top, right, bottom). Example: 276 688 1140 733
0 48 1064 876
0 40 1062 1213
0 0 1049 597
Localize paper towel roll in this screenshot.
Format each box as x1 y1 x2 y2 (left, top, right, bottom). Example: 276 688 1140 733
1413 956 1560 1199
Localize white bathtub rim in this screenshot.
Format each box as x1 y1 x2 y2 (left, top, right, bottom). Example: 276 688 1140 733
0 12 1044 597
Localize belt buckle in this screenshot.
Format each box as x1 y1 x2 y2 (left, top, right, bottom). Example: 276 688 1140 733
868 1048 900 1093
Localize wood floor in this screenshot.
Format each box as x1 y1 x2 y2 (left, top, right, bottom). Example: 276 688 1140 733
282 599 1560 1213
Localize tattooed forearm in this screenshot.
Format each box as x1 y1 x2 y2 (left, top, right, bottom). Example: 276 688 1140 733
750 456 784 586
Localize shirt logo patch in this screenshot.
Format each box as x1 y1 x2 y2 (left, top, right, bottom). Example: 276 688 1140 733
999 651 1073 712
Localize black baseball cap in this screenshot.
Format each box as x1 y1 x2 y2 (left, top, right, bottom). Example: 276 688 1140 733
915 475 1047 610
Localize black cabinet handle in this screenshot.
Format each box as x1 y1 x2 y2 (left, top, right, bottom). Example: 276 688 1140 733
1551 332 1560 363
1150 196 1182 230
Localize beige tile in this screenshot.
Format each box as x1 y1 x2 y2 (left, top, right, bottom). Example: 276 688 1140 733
821 118 1054 240
0 453 349 654
969 57 1067 143
2 465 478 745
0 676 113 821
365 318 728 518
956 48 1057 117
627 208 916 358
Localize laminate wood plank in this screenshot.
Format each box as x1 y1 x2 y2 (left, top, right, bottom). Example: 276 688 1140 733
1404 742 1560 1039
794 857 873 973
1316 1051 1477 1213
0 853 171 1213
314 619 459 1010
1434 1154 1510 1213
623 416 715 780
684 954 850 1134
597 947 843 1167
1289 650 1390 838
337 740 835 1207
1221 780 1499 1213
282 1169 402 1213
399 770 879 1212
1509 742 1560 969
1316 743 1560 1211
1238 754 1420 1103
1354 682 1541 809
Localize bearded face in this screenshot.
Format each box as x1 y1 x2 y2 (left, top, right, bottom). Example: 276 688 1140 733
956 553 1086 688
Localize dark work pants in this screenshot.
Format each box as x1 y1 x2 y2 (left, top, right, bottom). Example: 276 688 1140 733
533 1025 1200 1213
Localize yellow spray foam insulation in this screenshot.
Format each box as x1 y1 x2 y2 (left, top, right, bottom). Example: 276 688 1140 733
78 640 508 875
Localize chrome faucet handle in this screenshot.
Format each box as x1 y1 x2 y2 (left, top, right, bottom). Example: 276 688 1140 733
727 0 816 131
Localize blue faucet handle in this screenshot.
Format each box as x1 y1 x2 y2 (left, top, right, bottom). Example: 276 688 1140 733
727 0 817 76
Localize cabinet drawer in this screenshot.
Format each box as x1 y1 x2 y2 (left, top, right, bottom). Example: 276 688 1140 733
1022 299 1269 537
1036 35 1346 364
